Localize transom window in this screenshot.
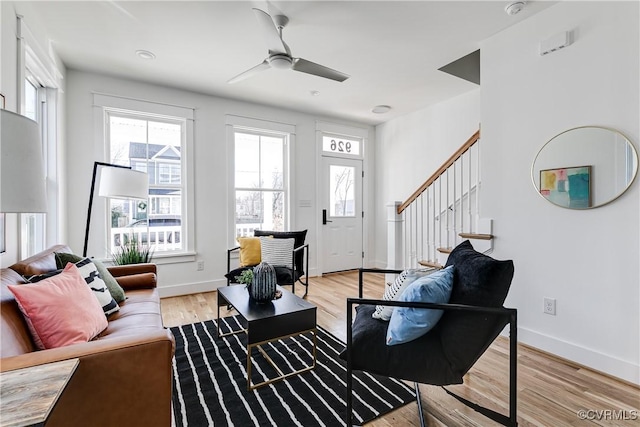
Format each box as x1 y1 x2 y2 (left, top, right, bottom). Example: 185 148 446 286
322 135 361 157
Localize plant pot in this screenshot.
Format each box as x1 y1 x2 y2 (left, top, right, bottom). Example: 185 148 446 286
249 262 277 303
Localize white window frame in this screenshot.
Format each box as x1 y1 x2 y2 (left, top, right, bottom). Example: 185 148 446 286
93 93 195 264
16 15 63 258
226 115 295 247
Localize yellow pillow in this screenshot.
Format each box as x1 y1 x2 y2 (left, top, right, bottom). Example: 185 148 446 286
237 237 261 267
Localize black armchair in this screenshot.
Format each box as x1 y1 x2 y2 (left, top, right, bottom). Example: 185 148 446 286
226 230 310 297
342 241 518 426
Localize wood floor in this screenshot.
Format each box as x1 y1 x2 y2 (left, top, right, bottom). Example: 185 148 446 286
161 271 639 426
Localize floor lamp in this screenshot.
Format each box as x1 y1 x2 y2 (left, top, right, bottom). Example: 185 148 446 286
1 110 48 213
83 162 148 257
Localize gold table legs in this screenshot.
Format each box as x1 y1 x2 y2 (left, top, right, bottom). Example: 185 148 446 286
217 318 317 391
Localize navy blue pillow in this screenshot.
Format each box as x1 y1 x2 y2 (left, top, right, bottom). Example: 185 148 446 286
439 240 514 374
340 304 461 385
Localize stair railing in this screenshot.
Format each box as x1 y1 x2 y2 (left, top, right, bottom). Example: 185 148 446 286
395 130 484 269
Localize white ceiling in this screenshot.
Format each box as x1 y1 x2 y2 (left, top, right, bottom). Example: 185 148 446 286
24 1 555 125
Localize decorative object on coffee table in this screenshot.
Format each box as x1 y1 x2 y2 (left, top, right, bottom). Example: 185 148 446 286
249 262 277 302
234 268 254 286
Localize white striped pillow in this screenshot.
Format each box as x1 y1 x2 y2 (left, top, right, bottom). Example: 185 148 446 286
74 258 120 316
372 268 437 321
260 237 295 268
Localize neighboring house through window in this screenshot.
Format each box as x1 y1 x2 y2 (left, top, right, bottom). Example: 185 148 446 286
93 92 195 260
107 114 185 253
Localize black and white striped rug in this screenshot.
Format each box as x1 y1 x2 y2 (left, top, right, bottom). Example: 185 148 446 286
171 317 416 426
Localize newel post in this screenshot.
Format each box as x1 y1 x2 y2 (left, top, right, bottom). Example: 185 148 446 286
386 201 404 277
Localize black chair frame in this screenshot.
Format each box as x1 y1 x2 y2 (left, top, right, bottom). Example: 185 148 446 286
346 268 518 427
227 243 310 297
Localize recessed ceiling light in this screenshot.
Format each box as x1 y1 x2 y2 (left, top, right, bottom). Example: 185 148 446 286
372 105 391 114
505 1 526 16
310 90 320 97
136 50 156 60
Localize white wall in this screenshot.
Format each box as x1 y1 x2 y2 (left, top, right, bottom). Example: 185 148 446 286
480 1 638 384
374 89 480 267
374 2 639 385
65 70 375 296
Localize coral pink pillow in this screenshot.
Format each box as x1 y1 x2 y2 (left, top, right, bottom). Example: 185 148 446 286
8 263 108 349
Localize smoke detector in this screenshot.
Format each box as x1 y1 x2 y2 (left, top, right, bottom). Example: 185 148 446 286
505 1 526 16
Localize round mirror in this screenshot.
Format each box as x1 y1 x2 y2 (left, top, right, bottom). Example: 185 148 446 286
532 126 638 209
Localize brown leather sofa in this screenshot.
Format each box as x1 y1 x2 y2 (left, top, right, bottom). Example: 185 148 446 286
1 245 175 426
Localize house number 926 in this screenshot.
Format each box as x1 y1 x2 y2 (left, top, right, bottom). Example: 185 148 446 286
330 139 352 153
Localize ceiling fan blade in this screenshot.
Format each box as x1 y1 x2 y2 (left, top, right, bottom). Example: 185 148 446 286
292 58 349 82
227 60 271 84
252 8 288 54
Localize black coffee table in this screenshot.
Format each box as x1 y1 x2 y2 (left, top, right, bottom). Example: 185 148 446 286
216 284 317 390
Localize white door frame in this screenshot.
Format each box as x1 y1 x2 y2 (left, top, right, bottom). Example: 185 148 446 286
315 122 370 277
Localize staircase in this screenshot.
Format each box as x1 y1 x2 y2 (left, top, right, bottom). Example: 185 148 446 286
389 130 493 270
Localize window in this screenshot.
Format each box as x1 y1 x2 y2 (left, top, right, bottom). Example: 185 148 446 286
107 113 185 253
234 130 288 237
20 75 46 257
329 165 356 217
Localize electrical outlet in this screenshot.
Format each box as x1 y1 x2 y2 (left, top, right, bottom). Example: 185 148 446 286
543 297 556 315
197 260 204 271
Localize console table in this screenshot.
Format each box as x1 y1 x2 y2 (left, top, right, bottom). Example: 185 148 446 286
0 358 79 427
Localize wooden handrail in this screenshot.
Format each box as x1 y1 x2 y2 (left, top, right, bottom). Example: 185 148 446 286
397 129 480 214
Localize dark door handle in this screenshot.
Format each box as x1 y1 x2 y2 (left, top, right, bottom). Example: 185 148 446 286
322 209 333 224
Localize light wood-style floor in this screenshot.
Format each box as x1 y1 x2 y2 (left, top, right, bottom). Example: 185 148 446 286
161 271 639 426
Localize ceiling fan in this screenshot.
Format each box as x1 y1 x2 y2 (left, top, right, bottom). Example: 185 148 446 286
228 8 350 84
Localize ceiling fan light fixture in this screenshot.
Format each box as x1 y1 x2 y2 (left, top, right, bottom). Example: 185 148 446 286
268 54 293 69
372 105 391 114
505 1 526 16
135 49 156 60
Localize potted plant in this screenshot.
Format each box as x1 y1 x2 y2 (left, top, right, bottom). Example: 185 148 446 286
235 269 254 287
112 235 154 265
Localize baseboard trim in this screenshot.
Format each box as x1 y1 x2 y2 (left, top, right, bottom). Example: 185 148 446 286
158 270 321 299
519 327 639 386
158 278 226 298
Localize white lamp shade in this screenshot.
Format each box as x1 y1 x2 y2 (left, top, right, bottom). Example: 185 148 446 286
98 167 148 200
0 110 48 213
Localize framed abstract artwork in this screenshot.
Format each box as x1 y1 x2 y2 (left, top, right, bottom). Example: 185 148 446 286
540 166 591 209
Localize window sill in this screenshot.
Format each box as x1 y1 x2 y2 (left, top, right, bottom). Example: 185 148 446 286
98 251 196 266
151 251 197 265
